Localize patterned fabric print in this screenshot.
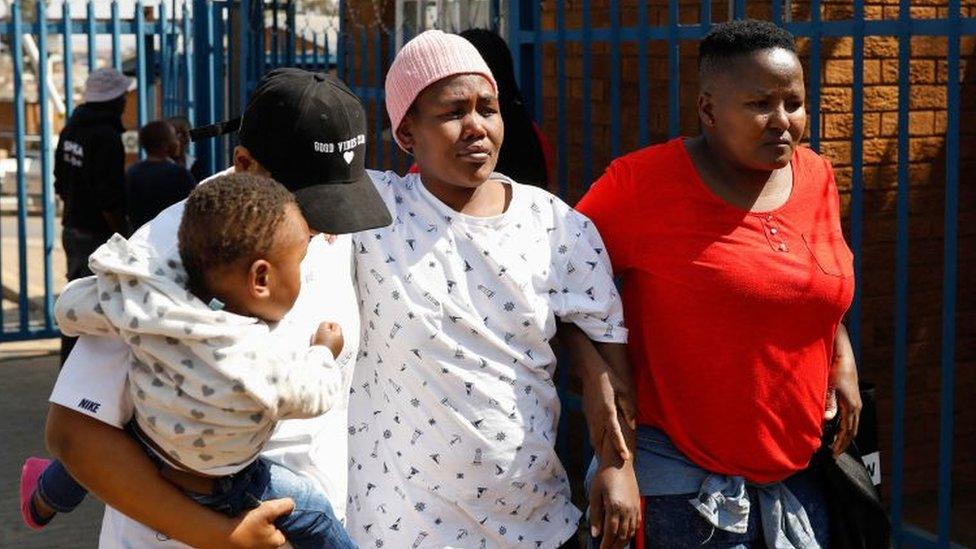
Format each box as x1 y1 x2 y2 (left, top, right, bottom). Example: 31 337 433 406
54 234 344 475
346 171 627 548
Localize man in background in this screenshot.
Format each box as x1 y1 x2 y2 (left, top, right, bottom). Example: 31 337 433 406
167 115 208 182
53 67 131 364
124 120 195 233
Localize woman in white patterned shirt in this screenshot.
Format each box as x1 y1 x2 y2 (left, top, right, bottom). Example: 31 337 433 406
344 30 640 549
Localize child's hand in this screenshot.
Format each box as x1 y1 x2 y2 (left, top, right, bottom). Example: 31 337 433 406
313 321 344 358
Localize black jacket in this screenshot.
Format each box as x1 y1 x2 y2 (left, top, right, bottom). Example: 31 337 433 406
54 103 126 236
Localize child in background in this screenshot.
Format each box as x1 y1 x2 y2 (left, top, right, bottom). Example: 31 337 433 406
21 173 356 549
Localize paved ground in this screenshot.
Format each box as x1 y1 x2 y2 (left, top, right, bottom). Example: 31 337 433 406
0 339 103 548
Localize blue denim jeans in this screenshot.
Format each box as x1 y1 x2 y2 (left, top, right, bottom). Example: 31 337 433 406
641 466 829 548
36 454 355 549
188 457 357 549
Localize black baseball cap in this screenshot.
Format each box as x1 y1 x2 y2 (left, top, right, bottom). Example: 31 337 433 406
234 68 391 234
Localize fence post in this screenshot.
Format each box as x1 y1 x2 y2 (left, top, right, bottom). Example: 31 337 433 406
111 1 121 70
182 2 195 128
37 0 55 330
136 1 148 152
239 0 250 110
287 0 297 67
11 2 30 332
160 1 170 117
339 0 347 81
87 1 96 71
193 0 215 174
62 1 73 116
937 3 961 545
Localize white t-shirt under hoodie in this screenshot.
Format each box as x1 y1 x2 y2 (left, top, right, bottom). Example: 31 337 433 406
345 171 627 549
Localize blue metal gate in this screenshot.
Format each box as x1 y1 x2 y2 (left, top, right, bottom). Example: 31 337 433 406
0 1 198 342
0 0 336 343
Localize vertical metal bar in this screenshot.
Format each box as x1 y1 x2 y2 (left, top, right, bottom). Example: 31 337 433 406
324 24 331 71
312 31 319 70
937 2 961 545
112 1 122 70
506 0 520 85
389 29 399 173
37 0 55 329
338 0 346 82
302 31 309 69
182 2 195 132
637 0 648 147
258 1 266 78
359 25 367 90
273 0 280 67
198 1 215 173
532 0 541 125
808 0 822 151
609 0 621 158
287 0 296 67
12 3 30 332
667 0 680 138
733 0 746 19
136 2 148 145
556 0 567 199
374 26 383 168
889 0 911 541
63 1 74 117
490 0 501 33
360 27 367 164
581 0 592 186
160 1 170 117
193 0 214 173
849 0 864 360
87 1 96 71
239 0 250 111
215 1 226 168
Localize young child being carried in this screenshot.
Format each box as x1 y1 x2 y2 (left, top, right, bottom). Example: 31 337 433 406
21 173 356 549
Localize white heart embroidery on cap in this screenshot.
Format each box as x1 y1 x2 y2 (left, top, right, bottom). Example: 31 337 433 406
343 150 355 164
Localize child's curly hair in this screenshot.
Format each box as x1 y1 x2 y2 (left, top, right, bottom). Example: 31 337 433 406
178 172 296 298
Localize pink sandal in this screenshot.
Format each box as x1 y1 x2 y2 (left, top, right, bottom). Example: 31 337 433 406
20 457 52 530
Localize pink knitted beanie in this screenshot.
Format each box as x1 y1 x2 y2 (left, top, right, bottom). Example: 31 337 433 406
385 30 498 151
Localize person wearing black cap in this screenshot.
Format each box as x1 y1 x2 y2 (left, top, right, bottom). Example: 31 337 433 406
41 68 390 548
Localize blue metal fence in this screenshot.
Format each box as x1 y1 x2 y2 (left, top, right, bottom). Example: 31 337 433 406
0 0 335 343
1 1 197 342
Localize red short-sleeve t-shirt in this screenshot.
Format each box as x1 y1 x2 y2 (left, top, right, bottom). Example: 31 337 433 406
576 138 854 483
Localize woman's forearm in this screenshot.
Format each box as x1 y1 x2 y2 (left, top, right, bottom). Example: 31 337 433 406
558 322 637 463
45 404 235 548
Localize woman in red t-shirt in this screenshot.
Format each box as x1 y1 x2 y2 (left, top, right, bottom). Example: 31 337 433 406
577 20 859 547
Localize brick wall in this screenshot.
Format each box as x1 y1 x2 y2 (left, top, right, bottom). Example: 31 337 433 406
345 1 975 542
